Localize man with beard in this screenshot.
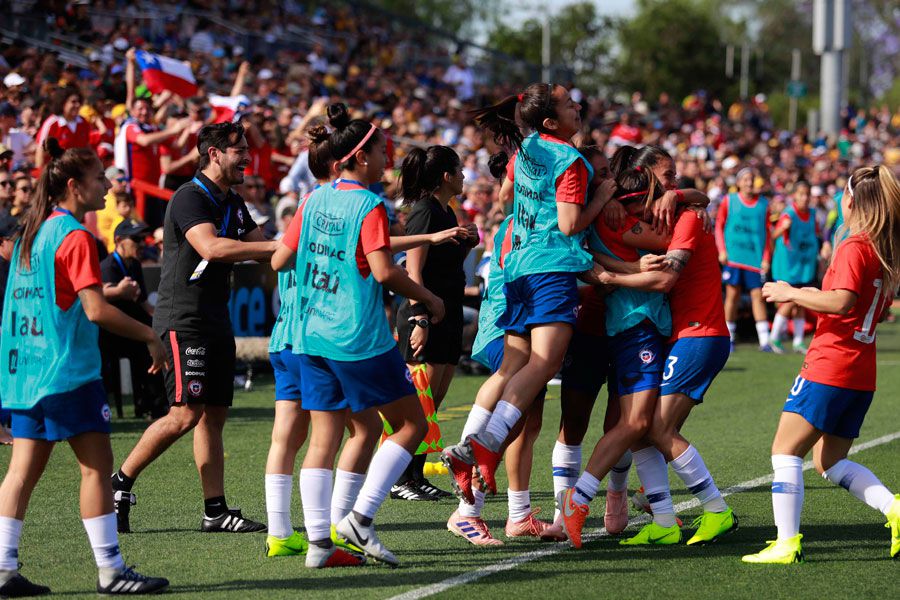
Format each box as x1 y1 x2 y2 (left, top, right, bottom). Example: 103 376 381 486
111 123 278 534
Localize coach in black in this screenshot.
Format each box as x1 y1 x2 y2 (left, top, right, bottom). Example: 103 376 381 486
112 122 278 534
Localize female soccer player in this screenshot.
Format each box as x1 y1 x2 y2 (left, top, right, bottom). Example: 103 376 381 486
271 103 444 568
743 166 900 564
0 140 169 596
715 167 773 351
770 181 819 354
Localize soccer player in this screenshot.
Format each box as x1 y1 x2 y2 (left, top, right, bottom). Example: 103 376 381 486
112 122 277 535
743 166 900 564
0 140 169 595
271 103 444 567
770 181 819 353
715 167 773 351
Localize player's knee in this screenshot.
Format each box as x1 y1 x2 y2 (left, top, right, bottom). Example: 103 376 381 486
169 407 203 433
619 416 651 440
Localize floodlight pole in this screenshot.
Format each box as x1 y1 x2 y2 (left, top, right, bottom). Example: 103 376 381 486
542 14 551 83
813 0 851 136
789 49 801 131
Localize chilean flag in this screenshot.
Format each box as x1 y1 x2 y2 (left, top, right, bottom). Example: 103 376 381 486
135 50 198 98
209 94 251 123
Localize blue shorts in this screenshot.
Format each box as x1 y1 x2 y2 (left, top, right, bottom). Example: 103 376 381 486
475 336 506 373
270 348 302 401
561 331 609 398
783 376 874 439
610 324 663 396
497 272 579 335
660 336 730 403
721 265 763 290
299 349 415 413
11 380 111 442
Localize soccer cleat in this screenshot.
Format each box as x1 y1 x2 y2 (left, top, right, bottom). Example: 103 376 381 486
417 477 453 499
759 344 775 353
113 490 136 534
331 524 363 554
619 521 682 546
742 534 804 564
441 444 475 504
390 481 438 502
336 513 398 567
201 508 267 533
686 508 738 545
770 339 786 354
447 511 504 546
96 566 169 595
505 508 566 541
885 494 900 558
729 340 736 353
793 341 809 354
604 489 630 535
469 434 502 495
265 531 308 557
0 572 50 597
560 488 590 549
305 544 366 568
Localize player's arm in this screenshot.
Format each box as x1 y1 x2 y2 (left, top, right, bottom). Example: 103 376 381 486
771 214 791 239
367 248 444 323
185 222 277 263
558 178 614 235
389 227 468 253
596 249 691 293
762 282 857 315
622 219 671 252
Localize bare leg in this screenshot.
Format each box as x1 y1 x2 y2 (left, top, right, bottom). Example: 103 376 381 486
68 432 115 519
265 402 310 475
119 404 204 479
0 439 54 520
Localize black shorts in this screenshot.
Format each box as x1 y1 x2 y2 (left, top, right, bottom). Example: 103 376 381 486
397 300 463 365
160 330 235 407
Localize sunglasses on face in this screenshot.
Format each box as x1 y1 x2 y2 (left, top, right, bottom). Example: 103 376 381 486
16 186 32 193
245 184 263 189
115 177 127 183
0 181 12 187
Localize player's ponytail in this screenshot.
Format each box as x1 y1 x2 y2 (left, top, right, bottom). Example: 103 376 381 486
398 145 460 205
610 144 671 178
471 83 559 150
844 165 900 294
488 151 510 180
613 164 665 211
18 139 99 269
306 123 334 181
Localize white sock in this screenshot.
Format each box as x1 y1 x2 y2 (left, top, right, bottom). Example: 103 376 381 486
823 459 896 515
483 401 522 451
461 405 492 442
352 440 412 520
0 517 22 571
299 468 332 542
772 313 788 342
755 320 770 347
265 473 294 539
572 471 601 505
726 321 737 342
771 454 804 540
552 441 581 519
507 489 532 522
792 318 806 345
633 447 676 527
607 450 632 493
83 513 125 571
459 488 486 518
670 445 727 513
331 469 366 526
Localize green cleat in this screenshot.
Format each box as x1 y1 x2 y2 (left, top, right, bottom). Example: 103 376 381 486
619 521 682 546
686 508 738 545
332 524 363 554
742 534 803 564
265 531 309 557
770 339 786 354
793 341 809 354
885 494 900 558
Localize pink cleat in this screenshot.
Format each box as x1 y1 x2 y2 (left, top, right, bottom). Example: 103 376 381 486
505 508 566 541
604 489 629 535
470 435 502 495
447 512 504 546
442 445 475 504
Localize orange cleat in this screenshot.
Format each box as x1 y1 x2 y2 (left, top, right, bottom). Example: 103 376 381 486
560 488 590 549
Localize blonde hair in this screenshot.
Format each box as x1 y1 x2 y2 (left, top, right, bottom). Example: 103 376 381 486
842 165 900 294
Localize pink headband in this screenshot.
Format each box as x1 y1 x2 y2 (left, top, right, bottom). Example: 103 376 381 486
517 93 524 102
617 190 649 202
340 123 377 164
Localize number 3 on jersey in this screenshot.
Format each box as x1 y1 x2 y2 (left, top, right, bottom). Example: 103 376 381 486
663 356 679 381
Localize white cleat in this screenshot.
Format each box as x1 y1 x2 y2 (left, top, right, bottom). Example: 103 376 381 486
336 513 399 567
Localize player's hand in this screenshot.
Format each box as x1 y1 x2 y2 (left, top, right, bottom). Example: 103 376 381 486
429 226 466 245
650 191 677 234
579 263 605 286
424 294 445 324
762 281 795 304
685 206 713 233
718 251 728 265
594 179 617 205
409 322 429 358
639 254 666 272
145 335 168 374
601 199 626 230
462 222 479 245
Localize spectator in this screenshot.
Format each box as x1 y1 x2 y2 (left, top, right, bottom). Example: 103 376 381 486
240 175 276 238
35 88 91 167
9 174 32 218
0 102 32 169
0 170 12 218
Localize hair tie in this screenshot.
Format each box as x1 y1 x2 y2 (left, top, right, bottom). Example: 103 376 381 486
634 166 642 172
339 123 377 164
517 93 524 103
847 173 855 198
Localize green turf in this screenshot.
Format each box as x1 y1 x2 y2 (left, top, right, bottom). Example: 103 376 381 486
3 324 900 599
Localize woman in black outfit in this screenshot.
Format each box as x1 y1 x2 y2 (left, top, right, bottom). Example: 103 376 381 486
393 145 477 501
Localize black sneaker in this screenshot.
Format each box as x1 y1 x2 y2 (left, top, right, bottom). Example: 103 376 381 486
416 477 453 499
390 480 438 501
113 490 136 534
0 572 50 597
200 508 267 533
97 566 169 595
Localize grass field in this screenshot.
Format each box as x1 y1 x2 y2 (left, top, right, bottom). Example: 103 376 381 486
4 323 900 599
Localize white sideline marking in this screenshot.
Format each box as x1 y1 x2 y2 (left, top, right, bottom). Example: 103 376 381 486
388 429 900 600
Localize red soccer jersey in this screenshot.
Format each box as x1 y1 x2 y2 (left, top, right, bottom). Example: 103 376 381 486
45 212 103 310
89 116 116 151
801 234 889 391
159 133 197 178
124 122 162 185
667 210 729 341
594 214 641 262
37 115 91 151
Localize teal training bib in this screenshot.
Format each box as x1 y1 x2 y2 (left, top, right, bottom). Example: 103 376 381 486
773 206 818 284
723 193 769 269
269 268 297 353
471 216 512 367
1 215 101 408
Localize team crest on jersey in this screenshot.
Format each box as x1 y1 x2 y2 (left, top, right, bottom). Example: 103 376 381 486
188 380 203 397
639 349 655 364
101 404 111 422
237 209 244 225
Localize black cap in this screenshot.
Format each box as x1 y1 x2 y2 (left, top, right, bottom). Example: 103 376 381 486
0 214 22 238
114 219 150 239
0 102 17 118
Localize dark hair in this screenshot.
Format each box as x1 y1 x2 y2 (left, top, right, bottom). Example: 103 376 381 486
614 164 665 212
398 145 460 204
306 124 334 181
470 83 560 149
577 145 605 164
488 151 509 180
49 87 82 116
326 103 379 171
18 138 100 268
115 192 134 205
197 122 246 169
609 145 672 178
